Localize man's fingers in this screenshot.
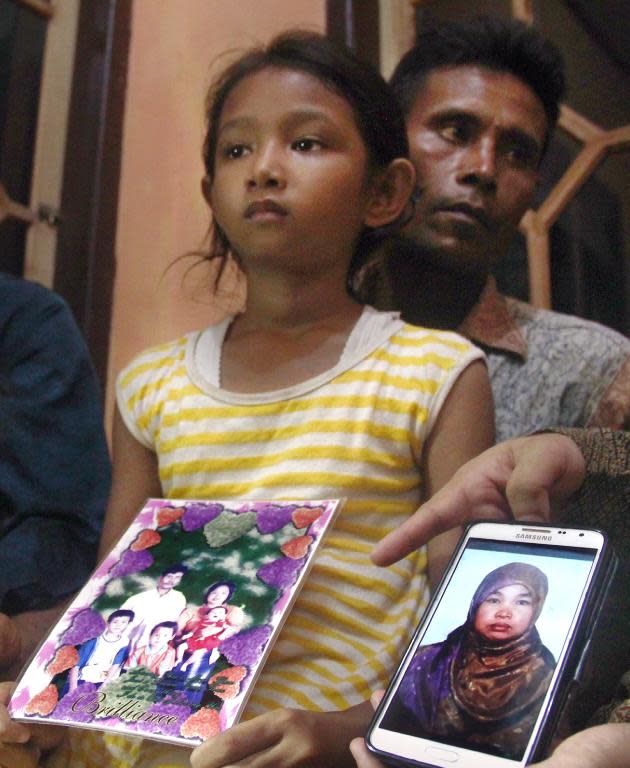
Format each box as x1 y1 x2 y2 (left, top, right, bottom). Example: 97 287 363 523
369 690 384 711
373 436 586 568
373 455 511 566
505 435 586 522
372 506 441 566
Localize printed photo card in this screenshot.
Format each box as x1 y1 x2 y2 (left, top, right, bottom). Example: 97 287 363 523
9 497 341 747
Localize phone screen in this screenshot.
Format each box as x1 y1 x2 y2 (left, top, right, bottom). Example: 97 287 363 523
368 524 604 768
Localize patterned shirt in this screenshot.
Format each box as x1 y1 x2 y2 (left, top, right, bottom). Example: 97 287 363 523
460 279 630 442
45 307 483 768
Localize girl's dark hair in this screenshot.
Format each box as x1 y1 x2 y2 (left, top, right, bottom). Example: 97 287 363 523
390 16 565 155
201 30 411 296
204 580 236 603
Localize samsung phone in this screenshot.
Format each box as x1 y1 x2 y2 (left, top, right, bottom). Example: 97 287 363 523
366 521 615 768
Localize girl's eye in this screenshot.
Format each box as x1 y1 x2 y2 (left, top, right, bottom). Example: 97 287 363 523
222 144 249 159
292 137 323 152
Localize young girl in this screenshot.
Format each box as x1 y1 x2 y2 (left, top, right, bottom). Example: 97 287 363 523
176 605 227 674
1 31 493 768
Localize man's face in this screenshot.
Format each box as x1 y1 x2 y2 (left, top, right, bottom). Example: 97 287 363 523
158 570 184 591
403 65 548 276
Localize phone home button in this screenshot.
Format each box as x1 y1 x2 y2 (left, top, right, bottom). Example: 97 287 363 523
425 746 459 763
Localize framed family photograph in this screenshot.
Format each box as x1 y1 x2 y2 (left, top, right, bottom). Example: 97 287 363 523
9 497 341 747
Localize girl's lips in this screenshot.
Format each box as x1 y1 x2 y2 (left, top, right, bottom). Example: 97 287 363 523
489 623 511 632
244 199 288 219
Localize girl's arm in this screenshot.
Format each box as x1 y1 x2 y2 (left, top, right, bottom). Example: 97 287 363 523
97 406 162 558
421 359 495 589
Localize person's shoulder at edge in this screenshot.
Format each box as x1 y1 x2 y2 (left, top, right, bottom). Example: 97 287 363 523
0 273 73 327
505 294 630 355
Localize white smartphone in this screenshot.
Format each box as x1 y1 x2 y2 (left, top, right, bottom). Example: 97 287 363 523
366 521 614 768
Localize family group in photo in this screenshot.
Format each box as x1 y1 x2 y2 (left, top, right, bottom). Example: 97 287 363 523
67 567 244 707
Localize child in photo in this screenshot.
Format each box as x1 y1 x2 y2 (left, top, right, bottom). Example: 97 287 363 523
67 610 134 692
126 621 178 677
177 606 227 675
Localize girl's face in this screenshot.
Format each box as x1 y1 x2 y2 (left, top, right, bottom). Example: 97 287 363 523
207 66 376 276
206 585 231 607
474 583 535 642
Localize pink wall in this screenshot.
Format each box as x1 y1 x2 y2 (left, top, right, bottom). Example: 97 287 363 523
106 0 326 428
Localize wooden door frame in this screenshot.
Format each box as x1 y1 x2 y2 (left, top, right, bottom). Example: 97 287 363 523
326 0 380 69
53 0 130 390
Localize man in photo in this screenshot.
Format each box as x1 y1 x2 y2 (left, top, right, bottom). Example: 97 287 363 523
121 564 188 654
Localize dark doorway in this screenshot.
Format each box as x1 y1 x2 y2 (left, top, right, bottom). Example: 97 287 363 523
0 0 46 275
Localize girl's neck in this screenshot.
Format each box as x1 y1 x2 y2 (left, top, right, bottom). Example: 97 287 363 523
220 271 363 393
233 265 360 335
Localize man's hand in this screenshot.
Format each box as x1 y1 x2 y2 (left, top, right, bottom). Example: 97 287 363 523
373 434 585 566
191 701 374 768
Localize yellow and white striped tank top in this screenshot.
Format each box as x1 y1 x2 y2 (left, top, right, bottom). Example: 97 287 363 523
49 308 482 767
116 307 482 716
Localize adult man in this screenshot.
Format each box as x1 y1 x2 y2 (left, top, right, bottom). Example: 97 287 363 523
0 274 111 675
367 16 630 441
120 564 188 653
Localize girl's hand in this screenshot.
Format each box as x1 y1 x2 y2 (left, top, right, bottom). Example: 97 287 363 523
0 615 22 674
0 681 66 758
191 701 374 768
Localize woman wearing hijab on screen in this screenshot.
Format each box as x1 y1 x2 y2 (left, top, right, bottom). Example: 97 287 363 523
385 562 555 759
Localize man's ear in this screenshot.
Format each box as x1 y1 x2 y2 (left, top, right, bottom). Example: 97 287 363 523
201 175 213 206
364 158 416 229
